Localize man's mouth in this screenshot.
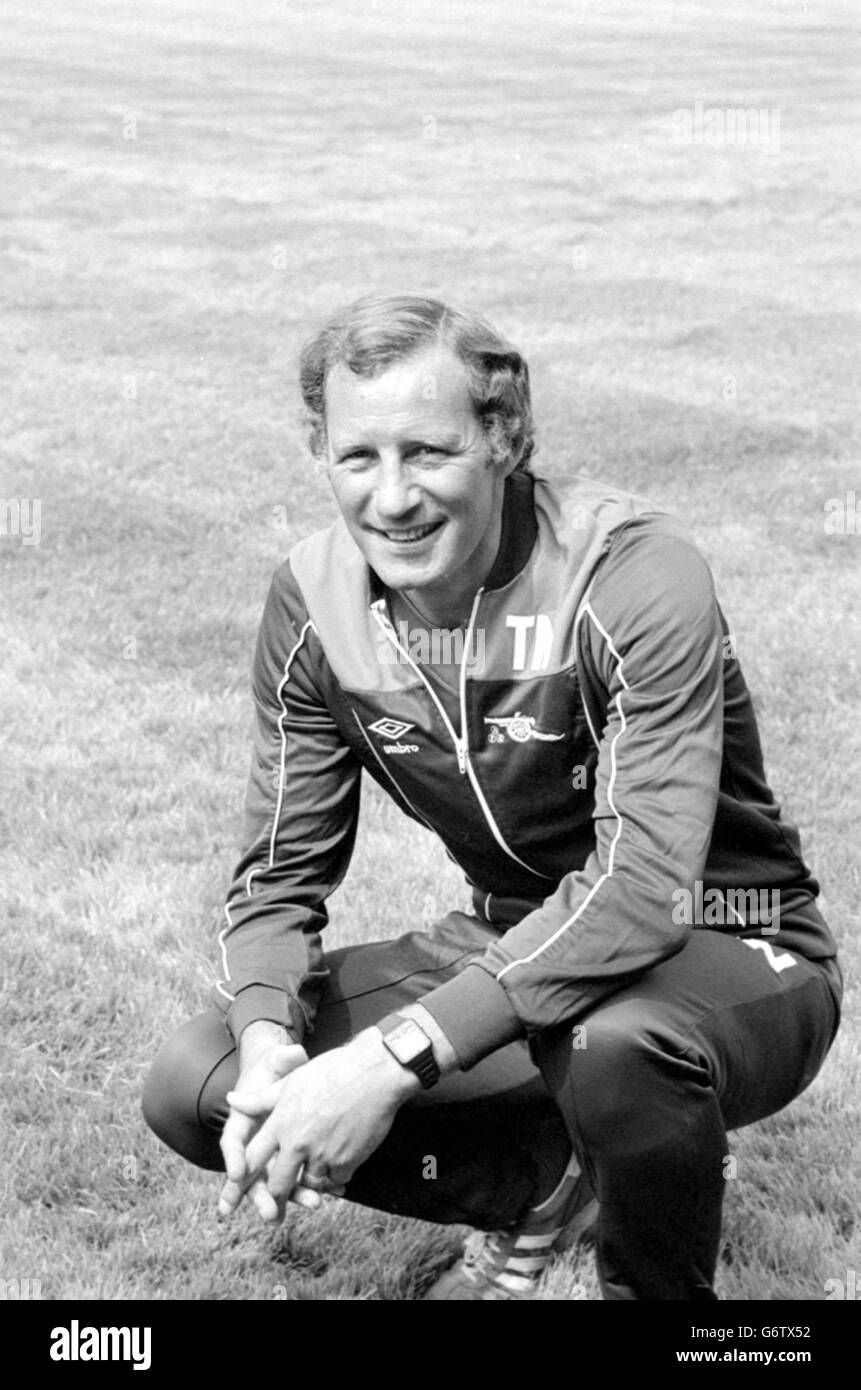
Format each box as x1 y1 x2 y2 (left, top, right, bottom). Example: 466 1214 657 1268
375 521 443 544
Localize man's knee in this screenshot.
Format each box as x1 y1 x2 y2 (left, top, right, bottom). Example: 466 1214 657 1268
542 1006 711 1152
572 1015 659 1129
141 1008 236 1171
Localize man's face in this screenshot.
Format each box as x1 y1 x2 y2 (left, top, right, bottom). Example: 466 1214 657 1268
324 345 517 621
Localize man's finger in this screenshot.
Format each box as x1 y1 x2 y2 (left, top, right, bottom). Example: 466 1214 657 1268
243 1124 283 1177
218 1117 253 1184
218 1177 246 1217
219 1138 272 1214
262 1146 307 1203
249 1177 280 1223
249 1130 306 1202
225 1083 284 1116
219 1152 272 1217
219 1108 284 1217
326 1166 354 1190
269 1044 309 1075
289 1185 323 1211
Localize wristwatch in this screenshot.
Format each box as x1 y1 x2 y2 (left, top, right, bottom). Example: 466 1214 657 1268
376 1013 440 1090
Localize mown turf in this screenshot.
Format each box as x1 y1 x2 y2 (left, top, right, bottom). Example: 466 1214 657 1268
1 0 858 1301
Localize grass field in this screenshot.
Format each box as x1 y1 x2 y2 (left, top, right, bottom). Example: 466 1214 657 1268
1 0 858 1302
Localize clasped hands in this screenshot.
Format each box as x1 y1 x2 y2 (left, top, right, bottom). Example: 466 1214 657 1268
217 1024 419 1224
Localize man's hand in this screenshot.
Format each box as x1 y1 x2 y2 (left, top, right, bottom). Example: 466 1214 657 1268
225 1027 419 1224
218 1022 309 1221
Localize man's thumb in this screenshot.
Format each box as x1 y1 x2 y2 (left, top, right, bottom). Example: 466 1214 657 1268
271 1043 308 1075
226 1085 280 1115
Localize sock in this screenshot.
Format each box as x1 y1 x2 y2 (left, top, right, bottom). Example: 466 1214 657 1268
529 1117 575 1209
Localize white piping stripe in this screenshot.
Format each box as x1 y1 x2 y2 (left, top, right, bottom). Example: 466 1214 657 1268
267 624 317 864
217 907 235 998
497 602 628 979
464 753 551 877
215 620 315 997
459 588 484 741
586 603 630 692
572 580 601 750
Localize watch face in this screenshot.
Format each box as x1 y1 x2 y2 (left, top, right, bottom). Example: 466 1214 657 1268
386 1019 430 1065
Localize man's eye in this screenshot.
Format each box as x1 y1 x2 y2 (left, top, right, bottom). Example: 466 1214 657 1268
412 446 448 460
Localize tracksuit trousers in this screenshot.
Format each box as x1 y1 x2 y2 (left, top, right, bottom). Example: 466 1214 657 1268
142 915 841 1300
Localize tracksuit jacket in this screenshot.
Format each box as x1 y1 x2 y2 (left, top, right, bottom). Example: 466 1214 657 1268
212 472 836 1067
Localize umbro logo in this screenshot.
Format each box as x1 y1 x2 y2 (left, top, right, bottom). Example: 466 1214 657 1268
369 717 414 740
368 716 420 755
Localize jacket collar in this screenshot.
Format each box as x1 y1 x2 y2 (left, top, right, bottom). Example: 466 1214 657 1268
482 470 537 591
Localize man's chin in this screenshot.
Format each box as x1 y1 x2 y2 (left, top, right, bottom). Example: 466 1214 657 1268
373 559 438 593
364 542 445 592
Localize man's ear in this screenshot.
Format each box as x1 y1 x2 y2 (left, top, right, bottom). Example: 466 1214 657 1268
483 415 520 476
491 442 522 478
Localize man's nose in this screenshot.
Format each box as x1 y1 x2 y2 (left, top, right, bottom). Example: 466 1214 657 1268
373 457 418 518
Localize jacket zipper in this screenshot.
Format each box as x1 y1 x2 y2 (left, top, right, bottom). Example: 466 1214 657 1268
371 596 550 879
372 598 469 770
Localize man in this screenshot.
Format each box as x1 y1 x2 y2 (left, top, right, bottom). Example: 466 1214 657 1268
143 294 841 1300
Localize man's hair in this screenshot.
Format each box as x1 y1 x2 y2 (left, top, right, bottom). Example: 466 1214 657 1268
299 293 535 471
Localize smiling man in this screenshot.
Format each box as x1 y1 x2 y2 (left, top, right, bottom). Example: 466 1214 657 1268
325 346 514 628
143 294 842 1300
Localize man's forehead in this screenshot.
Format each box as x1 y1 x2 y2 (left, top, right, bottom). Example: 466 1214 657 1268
325 346 474 417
